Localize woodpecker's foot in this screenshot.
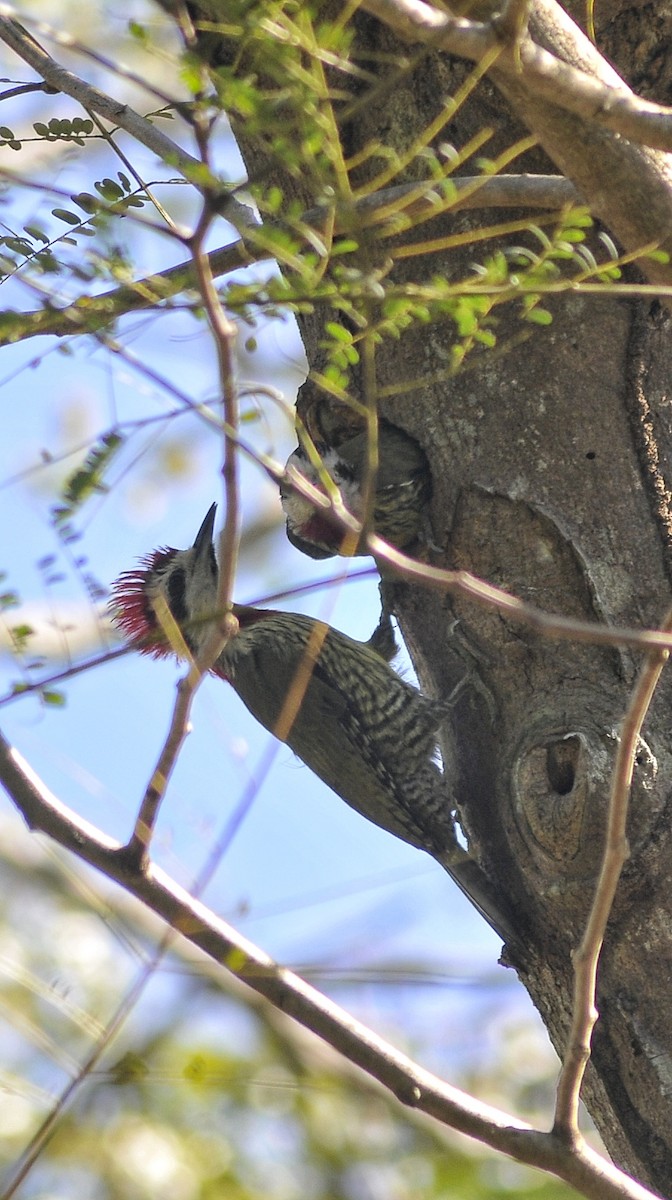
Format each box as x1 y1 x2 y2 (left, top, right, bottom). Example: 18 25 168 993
367 581 400 662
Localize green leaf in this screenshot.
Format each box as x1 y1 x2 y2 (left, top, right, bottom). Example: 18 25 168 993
331 238 359 255
325 322 353 343
109 1051 150 1083
3 236 33 255
59 431 124 512
23 224 48 243
71 193 101 214
11 624 34 641
95 178 124 201
128 19 148 42
52 208 81 226
71 117 94 135
643 248 670 264
525 307 553 326
474 329 497 347
563 206 593 227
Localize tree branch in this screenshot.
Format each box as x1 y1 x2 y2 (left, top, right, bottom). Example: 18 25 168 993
0 12 200 174
554 608 672 1139
368 536 672 654
0 173 578 346
361 0 495 60
125 115 243 862
362 0 672 153
0 9 252 230
361 0 672 286
0 728 660 1200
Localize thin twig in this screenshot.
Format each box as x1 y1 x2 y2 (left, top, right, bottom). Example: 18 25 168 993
495 0 531 45
125 113 242 862
0 732 660 1200
0 9 253 236
553 606 672 1139
191 248 241 626
0 13 200 175
125 595 208 863
0 2 179 108
82 107 180 233
367 535 672 653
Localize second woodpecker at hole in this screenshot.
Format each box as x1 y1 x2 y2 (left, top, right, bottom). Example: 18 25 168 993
281 418 432 559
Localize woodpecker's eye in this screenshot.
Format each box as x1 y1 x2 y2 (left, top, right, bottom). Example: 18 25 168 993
167 567 188 625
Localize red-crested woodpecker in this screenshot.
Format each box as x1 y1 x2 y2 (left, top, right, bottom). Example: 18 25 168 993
111 505 511 940
280 420 432 559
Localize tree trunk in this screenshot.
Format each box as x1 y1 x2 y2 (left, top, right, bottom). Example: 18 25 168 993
177 1 672 1190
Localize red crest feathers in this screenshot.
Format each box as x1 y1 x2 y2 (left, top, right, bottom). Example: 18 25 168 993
109 547 177 658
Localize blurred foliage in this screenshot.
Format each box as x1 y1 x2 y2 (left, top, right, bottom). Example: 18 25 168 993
0 822 574 1200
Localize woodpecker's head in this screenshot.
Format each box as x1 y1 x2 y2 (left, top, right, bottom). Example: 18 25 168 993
280 445 364 559
281 423 432 560
110 503 219 659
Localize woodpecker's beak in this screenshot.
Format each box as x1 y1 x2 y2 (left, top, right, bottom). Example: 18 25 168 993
193 502 217 562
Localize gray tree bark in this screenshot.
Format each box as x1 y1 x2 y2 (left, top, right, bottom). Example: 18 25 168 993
175 2 672 1191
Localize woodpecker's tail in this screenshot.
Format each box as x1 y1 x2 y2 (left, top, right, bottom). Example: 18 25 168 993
436 846 516 945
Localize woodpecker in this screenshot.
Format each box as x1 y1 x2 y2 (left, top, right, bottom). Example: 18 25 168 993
280 420 432 559
111 505 512 941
